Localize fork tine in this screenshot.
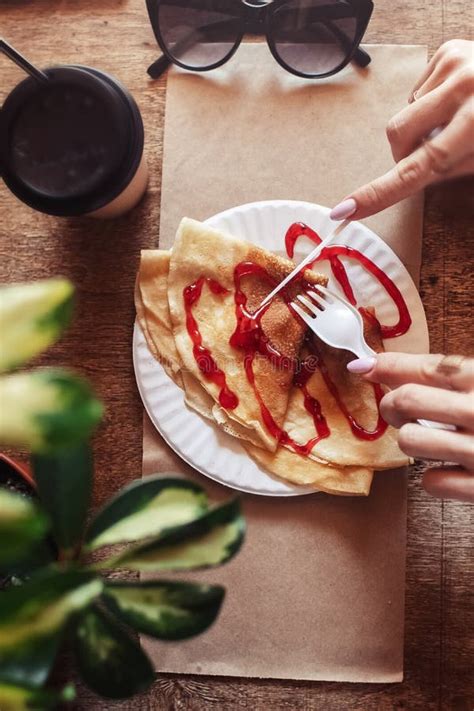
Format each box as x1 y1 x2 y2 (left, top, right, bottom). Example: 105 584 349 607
312 285 335 304
318 284 362 318
291 301 315 326
296 294 320 316
305 290 327 310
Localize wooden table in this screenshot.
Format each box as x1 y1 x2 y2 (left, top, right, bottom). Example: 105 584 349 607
1 2 473 709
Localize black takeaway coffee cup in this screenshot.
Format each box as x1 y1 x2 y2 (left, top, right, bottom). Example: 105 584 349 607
0 65 148 218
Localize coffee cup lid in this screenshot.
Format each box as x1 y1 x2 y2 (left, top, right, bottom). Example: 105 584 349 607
0 66 143 216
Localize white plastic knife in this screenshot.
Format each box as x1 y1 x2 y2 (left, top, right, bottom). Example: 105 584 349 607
260 218 350 308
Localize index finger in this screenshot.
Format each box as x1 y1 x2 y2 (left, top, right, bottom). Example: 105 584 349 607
347 353 474 392
330 105 472 221
343 141 442 219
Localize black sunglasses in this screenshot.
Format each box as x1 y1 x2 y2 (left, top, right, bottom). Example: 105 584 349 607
146 0 373 80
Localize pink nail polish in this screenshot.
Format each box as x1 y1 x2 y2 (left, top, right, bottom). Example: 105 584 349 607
329 198 357 221
347 357 376 374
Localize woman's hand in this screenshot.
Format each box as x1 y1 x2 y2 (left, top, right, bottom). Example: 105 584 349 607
347 353 474 502
330 39 474 221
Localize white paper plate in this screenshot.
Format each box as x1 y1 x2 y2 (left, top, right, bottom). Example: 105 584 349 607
133 200 429 497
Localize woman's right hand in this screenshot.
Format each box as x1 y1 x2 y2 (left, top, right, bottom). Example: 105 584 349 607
330 39 474 221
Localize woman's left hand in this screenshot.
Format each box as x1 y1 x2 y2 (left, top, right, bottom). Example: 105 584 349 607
347 352 474 502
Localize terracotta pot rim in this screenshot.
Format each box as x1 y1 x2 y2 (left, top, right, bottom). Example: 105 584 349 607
0 453 36 488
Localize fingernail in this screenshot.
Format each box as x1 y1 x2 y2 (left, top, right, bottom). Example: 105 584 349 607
347 357 376 374
329 198 357 221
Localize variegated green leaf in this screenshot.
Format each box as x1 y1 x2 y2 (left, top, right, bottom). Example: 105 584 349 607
0 369 103 452
0 634 60 689
110 499 244 572
85 476 208 551
1 537 57 581
33 443 93 552
0 570 103 686
0 279 74 373
0 489 49 566
0 681 75 710
103 580 225 640
74 604 154 699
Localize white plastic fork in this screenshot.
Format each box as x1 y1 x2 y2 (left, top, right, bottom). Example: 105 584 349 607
293 284 375 360
291 284 455 431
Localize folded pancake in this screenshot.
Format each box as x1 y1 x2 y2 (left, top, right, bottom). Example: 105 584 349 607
135 249 217 422
135 250 181 381
167 218 327 452
244 444 373 496
274 318 409 470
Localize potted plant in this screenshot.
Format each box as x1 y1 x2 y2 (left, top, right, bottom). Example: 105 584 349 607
0 280 245 707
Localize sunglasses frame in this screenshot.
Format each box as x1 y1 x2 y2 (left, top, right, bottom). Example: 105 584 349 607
146 0 373 80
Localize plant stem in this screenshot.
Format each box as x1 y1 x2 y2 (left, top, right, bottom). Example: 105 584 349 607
58 547 75 564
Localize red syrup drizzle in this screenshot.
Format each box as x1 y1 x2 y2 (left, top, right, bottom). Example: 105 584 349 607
285 222 412 339
228 262 330 455
292 352 331 452
183 277 238 410
229 262 290 367
306 338 388 440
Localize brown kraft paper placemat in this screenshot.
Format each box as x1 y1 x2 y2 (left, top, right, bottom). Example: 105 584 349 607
141 43 428 682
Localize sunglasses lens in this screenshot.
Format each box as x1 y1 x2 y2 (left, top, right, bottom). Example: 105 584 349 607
157 0 242 69
271 0 358 76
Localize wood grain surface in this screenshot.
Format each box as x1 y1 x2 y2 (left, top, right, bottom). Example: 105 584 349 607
1 2 473 709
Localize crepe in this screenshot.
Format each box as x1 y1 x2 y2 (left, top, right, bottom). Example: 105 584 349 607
279 319 408 470
136 250 181 380
136 249 216 421
135 218 409 495
166 218 326 452
244 444 373 496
